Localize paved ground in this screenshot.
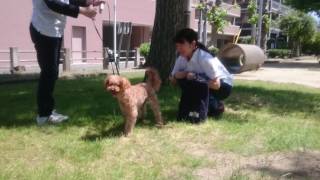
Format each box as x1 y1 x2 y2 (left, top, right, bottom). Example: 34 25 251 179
235 58 320 88
2 56 320 88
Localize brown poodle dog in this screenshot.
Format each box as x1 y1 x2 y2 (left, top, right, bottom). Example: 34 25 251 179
105 68 164 136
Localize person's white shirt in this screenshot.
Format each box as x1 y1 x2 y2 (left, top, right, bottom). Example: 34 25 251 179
31 0 69 38
171 48 233 86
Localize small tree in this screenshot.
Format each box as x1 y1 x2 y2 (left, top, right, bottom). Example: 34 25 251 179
247 0 258 44
196 2 227 46
279 11 316 56
207 6 228 34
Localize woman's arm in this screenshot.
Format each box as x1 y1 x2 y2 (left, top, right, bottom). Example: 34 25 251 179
200 58 221 90
70 0 105 7
44 0 80 18
208 78 220 90
69 0 88 7
171 57 188 79
44 0 97 19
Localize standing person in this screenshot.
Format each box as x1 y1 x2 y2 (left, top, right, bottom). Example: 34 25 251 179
170 28 233 122
30 0 104 125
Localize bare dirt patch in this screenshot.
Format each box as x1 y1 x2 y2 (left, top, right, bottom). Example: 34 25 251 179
180 143 320 179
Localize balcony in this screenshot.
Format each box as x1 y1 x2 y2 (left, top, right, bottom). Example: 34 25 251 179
271 1 290 15
220 2 241 17
218 24 241 35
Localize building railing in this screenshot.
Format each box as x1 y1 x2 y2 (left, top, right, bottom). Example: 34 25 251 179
0 47 144 74
220 2 241 17
219 24 240 35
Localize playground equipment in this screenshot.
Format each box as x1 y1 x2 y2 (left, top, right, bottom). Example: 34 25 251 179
218 43 267 74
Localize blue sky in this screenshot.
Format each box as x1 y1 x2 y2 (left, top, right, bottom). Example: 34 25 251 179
310 12 320 24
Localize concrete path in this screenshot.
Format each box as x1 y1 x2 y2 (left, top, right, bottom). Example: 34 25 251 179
235 59 320 88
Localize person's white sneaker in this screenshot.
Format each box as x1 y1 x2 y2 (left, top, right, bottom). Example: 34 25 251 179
36 116 49 126
48 110 68 124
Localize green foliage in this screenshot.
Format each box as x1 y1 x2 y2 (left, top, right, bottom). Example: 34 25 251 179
207 6 228 33
302 32 320 55
139 42 150 58
248 0 258 25
285 0 320 15
208 45 219 55
238 36 253 44
267 49 292 58
196 2 205 10
262 14 271 31
279 11 316 56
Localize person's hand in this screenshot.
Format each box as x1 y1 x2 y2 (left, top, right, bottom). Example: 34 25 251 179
186 72 196 80
209 78 221 90
79 5 97 19
87 0 105 6
169 76 177 86
174 71 188 79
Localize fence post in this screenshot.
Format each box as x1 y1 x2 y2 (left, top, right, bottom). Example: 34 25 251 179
10 47 18 74
134 48 140 67
62 48 71 72
102 47 109 70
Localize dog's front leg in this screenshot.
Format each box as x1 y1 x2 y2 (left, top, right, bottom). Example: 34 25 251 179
124 107 138 136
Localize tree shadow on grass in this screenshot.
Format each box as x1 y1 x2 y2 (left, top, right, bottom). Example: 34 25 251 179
227 83 320 120
245 150 320 179
81 123 124 141
0 76 319 131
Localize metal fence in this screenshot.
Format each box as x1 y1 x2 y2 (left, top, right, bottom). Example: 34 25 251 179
0 47 144 74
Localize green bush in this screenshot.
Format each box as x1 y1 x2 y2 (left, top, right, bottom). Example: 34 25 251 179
139 43 151 58
267 49 292 58
302 32 320 55
238 36 253 44
208 45 219 55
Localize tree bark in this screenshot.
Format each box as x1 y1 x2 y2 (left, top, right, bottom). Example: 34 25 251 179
251 24 256 44
146 0 185 82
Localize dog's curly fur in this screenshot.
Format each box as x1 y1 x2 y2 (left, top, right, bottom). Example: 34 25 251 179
105 68 164 136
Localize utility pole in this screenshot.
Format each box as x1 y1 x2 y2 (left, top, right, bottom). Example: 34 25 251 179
203 1 208 46
184 0 191 28
113 0 117 67
198 0 203 43
257 0 263 47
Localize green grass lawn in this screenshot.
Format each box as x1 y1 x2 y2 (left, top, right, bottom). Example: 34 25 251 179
0 72 320 179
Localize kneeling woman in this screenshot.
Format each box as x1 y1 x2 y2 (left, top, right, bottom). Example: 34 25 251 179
170 28 233 123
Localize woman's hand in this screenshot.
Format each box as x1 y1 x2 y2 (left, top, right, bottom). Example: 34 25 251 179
86 0 105 6
186 72 196 80
174 71 188 79
79 5 97 19
169 76 177 86
209 78 220 90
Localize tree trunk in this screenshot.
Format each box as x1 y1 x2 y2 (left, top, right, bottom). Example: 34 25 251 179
251 24 256 44
210 26 218 47
146 0 185 82
260 0 270 51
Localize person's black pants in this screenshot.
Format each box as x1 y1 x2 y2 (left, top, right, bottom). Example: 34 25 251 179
177 79 232 122
30 24 62 117
177 79 209 123
208 79 232 116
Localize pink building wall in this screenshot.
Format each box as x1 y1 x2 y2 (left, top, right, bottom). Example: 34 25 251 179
0 0 156 51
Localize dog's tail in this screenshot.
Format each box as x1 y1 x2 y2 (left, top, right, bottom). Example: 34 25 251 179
145 68 161 92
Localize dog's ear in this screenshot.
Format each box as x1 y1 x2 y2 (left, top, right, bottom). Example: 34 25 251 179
120 77 131 90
